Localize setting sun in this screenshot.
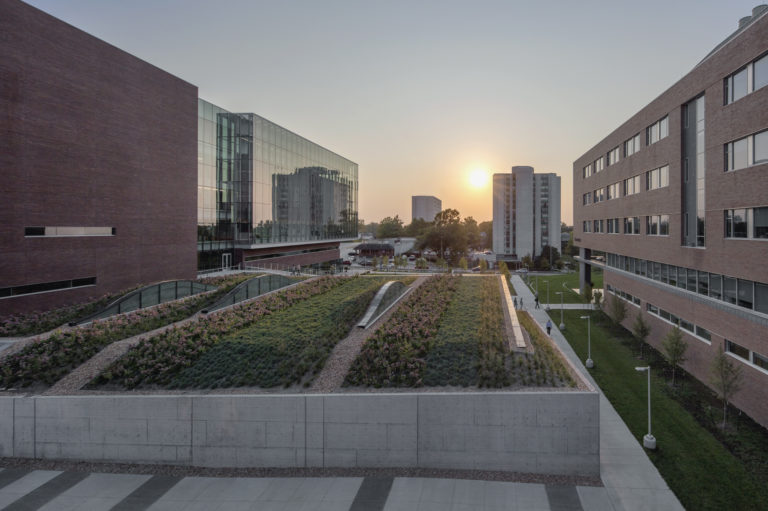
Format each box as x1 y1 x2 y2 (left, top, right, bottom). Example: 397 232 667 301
469 168 490 189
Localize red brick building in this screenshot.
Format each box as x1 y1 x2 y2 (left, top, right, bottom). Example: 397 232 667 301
0 0 198 315
573 7 768 427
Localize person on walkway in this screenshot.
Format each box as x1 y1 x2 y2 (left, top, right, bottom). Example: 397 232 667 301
514 297 518 309
535 294 540 309
546 319 552 335
520 298 524 309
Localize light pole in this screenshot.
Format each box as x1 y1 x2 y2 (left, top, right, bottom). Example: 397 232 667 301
545 280 551 311
580 315 593 368
555 291 564 330
635 366 656 449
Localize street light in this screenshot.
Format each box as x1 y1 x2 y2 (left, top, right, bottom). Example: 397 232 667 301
555 291 565 330
580 315 594 368
635 366 657 450
545 280 551 312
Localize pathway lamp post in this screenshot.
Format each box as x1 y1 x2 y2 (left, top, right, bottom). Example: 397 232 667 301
635 366 657 450
545 280 551 311
580 315 594 368
555 291 564 330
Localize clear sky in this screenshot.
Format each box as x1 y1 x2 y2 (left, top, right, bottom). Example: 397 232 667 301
26 0 763 225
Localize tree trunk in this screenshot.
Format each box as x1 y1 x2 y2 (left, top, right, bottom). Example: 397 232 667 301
722 400 728 430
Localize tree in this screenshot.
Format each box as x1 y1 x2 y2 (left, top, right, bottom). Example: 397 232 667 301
498 261 510 280
376 216 404 238
404 218 432 237
539 245 561 266
478 221 493 249
371 256 379 269
459 257 468 270
479 259 488 271
418 209 467 265
521 254 533 270
381 255 389 269
593 290 602 310
608 293 627 326
632 312 651 359
710 346 743 430
415 257 428 269
662 327 688 386
582 283 593 305
463 216 481 249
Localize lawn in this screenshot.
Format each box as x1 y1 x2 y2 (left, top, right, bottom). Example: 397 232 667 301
560 309 768 511
526 269 604 304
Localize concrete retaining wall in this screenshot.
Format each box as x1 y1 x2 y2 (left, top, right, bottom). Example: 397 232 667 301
0 392 599 477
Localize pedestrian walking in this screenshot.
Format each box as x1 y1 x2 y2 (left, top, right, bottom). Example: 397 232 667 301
514 297 518 309
535 294 540 309
546 319 552 335
520 298 524 309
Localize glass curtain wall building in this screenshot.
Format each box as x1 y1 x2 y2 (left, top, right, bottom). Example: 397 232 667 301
197 99 358 270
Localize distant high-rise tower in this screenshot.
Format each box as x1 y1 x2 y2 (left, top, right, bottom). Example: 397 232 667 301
412 196 442 222
492 166 561 264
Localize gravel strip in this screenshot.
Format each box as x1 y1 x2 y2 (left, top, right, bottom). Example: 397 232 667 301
309 276 428 393
0 326 75 362
0 457 602 487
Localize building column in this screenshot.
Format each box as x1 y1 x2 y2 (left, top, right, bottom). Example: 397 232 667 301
579 247 592 294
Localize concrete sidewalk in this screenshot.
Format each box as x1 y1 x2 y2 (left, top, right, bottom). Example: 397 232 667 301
510 275 684 511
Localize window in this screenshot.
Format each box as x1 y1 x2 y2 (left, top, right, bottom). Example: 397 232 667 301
646 116 669 145
646 165 669 190
725 67 749 104
754 351 768 371
738 279 754 309
592 219 604 233
24 226 115 237
624 134 641 157
607 218 620 234
583 192 592 206
594 157 604 173
695 326 711 342
724 53 768 105
725 129 768 171
624 217 640 234
583 220 592 233
725 339 750 360
607 146 620 166
593 188 605 203
724 207 768 239
0 277 96 299
723 276 737 304
623 174 642 196
607 182 621 200
583 163 593 179
646 215 668 236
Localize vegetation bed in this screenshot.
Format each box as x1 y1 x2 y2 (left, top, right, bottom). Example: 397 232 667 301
168 277 385 389
561 309 768 511
527 270 603 304
92 276 347 389
0 274 253 389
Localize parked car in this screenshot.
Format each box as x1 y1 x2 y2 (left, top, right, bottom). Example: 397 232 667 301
471 266 482 272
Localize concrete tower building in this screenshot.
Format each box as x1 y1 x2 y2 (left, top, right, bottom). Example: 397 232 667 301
411 196 442 222
493 166 561 265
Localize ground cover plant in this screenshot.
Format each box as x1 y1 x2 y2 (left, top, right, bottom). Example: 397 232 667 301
526 269 603 305
560 309 768 510
168 277 388 389
92 276 351 389
0 274 255 389
345 275 458 387
0 274 253 338
514 312 575 388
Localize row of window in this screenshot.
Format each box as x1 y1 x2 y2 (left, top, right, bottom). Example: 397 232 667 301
726 339 768 373
0 277 97 299
604 252 768 314
582 165 669 206
24 227 116 237
609 283 768 374
582 117 668 180
645 302 712 343
724 207 768 239
724 128 768 172
724 52 768 105
582 215 669 236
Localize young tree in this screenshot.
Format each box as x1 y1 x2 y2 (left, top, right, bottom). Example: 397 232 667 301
662 327 688 386
415 257 428 269
479 259 488 271
381 255 389 269
710 346 743 430
592 290 602 310
582 283 593 306
498 261 510 280
632 312 651 359
478 220 493 249
371 256 379 269
608 293 627 325
458 257 468 270
376 216 404 238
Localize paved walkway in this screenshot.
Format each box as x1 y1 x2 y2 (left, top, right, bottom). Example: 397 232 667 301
509 275 684 511
0 468 613 510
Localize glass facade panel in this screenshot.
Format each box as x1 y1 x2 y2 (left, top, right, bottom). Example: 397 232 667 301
697 271 709 296
756 282 768 314
755 130 768 165
732 68 748 102
710 274 722 300
197 99 358 269
726 340 750 360
756 54 768 91
723 276 737 304
738 279 754 309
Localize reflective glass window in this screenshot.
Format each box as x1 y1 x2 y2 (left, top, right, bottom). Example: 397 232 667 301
687 269 697 291
698 271 709 296
754 351 768 371
733 138 749 170
754 207 768 239
755 130 768 165
710 274 722 300
732 68 748 102
755 282 768 314
726 340 750 360
755 54 768 91
723 276 737 304
738 279 754 309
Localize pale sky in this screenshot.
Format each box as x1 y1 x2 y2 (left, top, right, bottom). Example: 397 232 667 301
27 0 763 225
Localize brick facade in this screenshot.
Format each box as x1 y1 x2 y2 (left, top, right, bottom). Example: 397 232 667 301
0 0 198 315
573 11 768 427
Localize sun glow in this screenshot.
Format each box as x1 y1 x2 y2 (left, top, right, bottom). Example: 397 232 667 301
469 168 490 189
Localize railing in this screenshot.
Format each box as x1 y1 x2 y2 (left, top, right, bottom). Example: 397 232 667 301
201 274 299 314
71 280 217 325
